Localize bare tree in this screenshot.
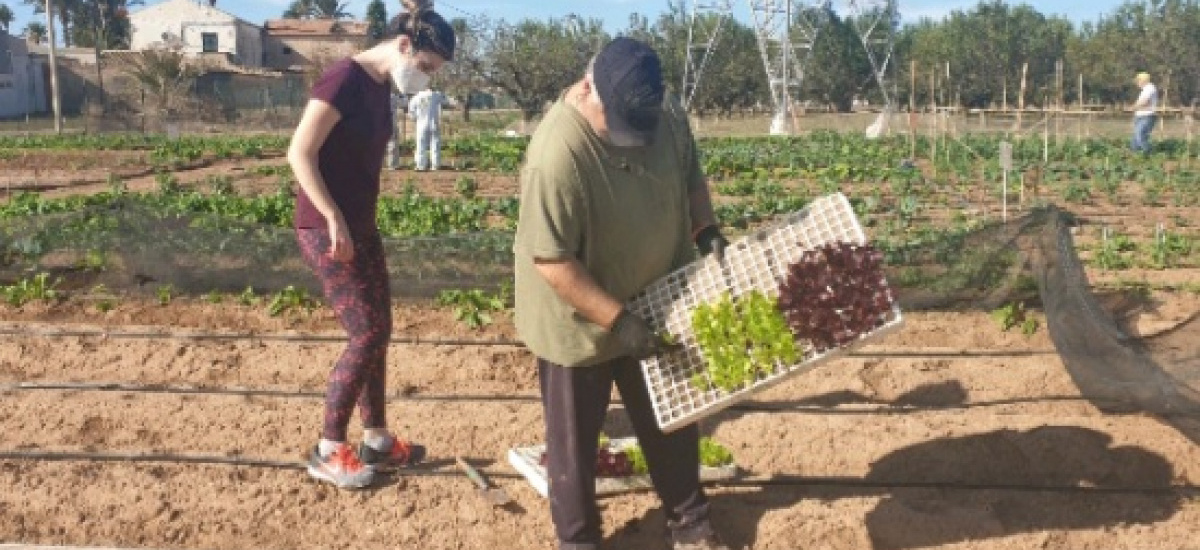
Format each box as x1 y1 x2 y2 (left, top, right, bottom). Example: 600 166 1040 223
475 17 608 124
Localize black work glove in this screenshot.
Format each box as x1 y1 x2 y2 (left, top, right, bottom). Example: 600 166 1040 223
610 309 682 360
694 225 730 263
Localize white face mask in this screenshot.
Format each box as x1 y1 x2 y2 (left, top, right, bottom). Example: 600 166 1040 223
392 53 430 95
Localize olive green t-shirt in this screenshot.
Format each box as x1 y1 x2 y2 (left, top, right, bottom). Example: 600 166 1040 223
513 96 706 367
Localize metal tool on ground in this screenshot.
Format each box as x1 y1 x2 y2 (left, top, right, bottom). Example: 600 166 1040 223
455 456 512 506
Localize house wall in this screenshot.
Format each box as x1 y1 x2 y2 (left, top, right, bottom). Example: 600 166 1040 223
130 0 262 67
236 21 264 68
262 36 365 72
0 33 47 118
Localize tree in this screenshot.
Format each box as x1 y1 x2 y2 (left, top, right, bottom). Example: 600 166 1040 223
0 3 14 32
23 0 80 46
623 3 768 115
439 16 486 122
1068 0 1200 106
476 17 609 123
24 21 46 43
365 0 387 44
282 0 311 19
284 0 350 20
805 7 874 112
897 1 1072 109
70 0 142 49
124 47 202 114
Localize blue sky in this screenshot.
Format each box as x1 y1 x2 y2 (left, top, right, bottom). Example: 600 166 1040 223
4 0 1126 40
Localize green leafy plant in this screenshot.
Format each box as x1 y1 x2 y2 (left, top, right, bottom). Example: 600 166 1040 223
1020 316 1039 336
267 285 318 317
76 249 107 272
156 284 175 306
155 171 182 195
698 437 735 468
619 436 732 475
436 288 508 329
455 175 479 199
90 284 117 313
990 301 1024 332
2 273 62 306
107 173 127 194
690 291 799 392
1092 231 1135 270
204 290 224 304
1148 231 1192 270
237 286 259 306
1062 181 1092 203
991 301 1037 335
206 175 235 196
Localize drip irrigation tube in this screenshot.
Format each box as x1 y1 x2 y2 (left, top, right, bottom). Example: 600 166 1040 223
0 325 526 347
0 449 1195 497
0 324 1063 359
0 382 540 403
1 381 1100 414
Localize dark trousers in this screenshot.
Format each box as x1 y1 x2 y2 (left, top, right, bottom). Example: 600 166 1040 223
538 356 710 547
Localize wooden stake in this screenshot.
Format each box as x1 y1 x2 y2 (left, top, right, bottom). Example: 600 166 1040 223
1161 70 1171 134
1043 95 1050 164
910 60 917 159
1055 60 1063 143
930 68 937 176
1002 75 1008 112
1018 62 1028 133
909 60 917 113
1078 73 1084 110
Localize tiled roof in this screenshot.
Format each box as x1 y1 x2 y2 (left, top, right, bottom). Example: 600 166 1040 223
264 19 369 37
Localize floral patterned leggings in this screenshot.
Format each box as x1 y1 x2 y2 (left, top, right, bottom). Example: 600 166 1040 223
297 227 392 441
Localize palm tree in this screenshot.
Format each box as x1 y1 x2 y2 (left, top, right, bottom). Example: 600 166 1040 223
284 0 349 20
0 3 14 33
282 0 312 19
24 21 47 43
23 0 81 46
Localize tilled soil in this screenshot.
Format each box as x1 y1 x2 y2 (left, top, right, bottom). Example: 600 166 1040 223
2 304 1199 550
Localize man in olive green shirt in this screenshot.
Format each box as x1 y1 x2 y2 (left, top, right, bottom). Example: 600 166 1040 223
513 38 731 550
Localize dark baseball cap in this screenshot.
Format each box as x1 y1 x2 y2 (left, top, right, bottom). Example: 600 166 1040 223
591 37 665 147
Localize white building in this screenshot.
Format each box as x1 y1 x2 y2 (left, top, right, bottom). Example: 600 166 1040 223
129 0 263 68
0 31 48 118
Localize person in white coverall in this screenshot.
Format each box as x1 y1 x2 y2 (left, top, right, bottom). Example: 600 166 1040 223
409 87 450 170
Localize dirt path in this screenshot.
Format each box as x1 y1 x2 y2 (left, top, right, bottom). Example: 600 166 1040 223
2 309 1199 550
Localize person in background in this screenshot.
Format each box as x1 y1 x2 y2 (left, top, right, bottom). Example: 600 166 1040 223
286 0 455 489
1131 72 1158 155
408 85 451 170
386 88 407 170
513 37 732 550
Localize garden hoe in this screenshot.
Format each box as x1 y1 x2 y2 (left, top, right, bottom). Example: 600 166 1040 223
455 456 512 506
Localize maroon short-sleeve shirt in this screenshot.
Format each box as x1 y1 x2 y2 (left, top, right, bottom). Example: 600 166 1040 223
294 58 394 235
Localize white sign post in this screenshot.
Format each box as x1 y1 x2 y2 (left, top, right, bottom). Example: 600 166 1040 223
1000 141 1013 221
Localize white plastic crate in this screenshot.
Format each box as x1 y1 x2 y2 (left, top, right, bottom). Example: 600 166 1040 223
507 437 740 498
626 193 904 433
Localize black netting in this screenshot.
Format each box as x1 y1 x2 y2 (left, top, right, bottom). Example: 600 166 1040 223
2 196 1198 442
0 196 513 298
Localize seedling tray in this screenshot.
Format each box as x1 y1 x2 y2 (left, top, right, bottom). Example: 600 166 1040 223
626 193 904 433
506 437 740 498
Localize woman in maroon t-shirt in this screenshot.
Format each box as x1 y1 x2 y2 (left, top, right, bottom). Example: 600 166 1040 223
287 0 455 489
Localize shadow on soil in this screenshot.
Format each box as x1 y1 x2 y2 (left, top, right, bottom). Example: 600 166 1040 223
601 381 1183 550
